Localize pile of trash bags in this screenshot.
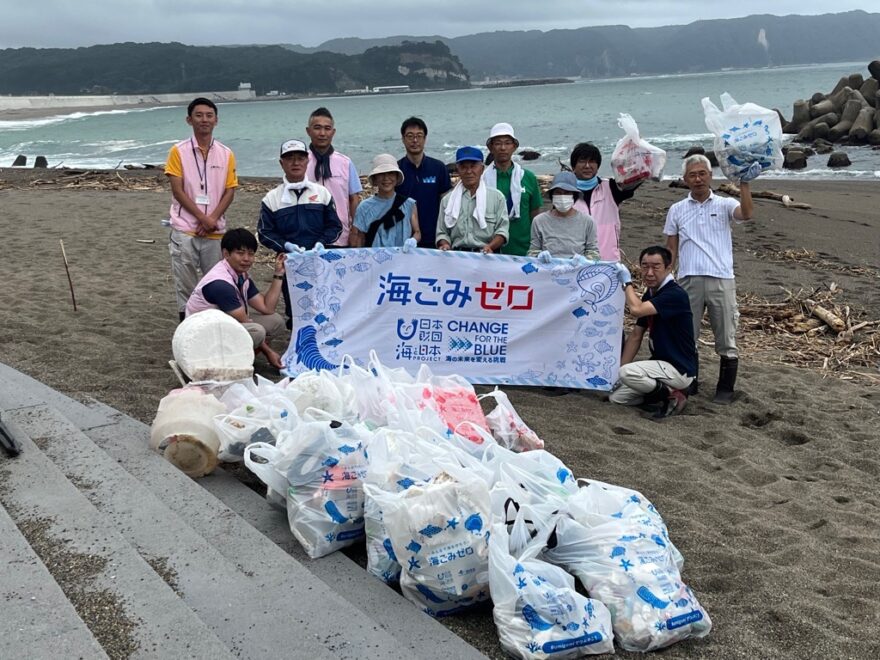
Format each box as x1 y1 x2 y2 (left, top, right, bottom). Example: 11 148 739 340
150 352 711 656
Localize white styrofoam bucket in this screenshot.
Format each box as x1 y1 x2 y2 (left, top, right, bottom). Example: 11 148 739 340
172 309 254 381
150 387 227 478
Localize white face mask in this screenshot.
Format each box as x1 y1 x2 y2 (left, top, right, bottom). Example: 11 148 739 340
552 195 574 212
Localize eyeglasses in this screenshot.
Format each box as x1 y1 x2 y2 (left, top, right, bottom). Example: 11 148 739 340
404 133 426 140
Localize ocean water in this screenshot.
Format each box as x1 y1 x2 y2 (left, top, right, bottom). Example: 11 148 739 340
2 61 879 180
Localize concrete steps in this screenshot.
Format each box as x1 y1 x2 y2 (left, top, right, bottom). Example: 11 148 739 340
0 501 108 659
0 363 486 659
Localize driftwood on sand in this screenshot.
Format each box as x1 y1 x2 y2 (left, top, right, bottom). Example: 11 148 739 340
667 179 812 209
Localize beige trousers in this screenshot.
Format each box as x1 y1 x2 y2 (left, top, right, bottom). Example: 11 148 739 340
679 276 739 359
169 229 222 313
609 360 694 406
243 312 286 349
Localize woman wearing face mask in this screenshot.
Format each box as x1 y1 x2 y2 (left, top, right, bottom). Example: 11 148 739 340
569 142 640 262
528 171 600 261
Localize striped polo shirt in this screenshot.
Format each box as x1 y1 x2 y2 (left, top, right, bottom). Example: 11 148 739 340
663 191 741 279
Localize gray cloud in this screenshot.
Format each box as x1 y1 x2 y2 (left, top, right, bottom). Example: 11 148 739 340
0 1 873 48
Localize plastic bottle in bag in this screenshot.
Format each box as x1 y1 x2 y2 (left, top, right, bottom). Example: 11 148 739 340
489 519 614 659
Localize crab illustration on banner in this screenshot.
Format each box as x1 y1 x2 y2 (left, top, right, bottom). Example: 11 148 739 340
280 248 625 390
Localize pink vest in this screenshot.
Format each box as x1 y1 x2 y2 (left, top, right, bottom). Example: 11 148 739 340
574 179 620 261
169 138 234 234
307 150 354 245
185 259 254 316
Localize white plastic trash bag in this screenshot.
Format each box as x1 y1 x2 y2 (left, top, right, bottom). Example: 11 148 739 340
244 419 370 558
481 389 544 452
285 369 356 422
611 113 666 186
702 92 783 183
373 472 492 617
489 517 613 659
493 450 579 511
213 401 276 463
362 429 456 584
544 482 711 652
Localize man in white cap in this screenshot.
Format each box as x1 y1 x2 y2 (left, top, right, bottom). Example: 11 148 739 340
350 154 420 247
257 138 342 326
436 146 509 253
482 122 542 256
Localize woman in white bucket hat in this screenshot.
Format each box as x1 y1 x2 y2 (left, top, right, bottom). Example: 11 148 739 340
350 154 421 247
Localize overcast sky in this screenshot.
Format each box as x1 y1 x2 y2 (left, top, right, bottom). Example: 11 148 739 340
1 1 874 49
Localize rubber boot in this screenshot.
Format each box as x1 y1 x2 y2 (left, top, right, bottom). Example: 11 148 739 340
713 356 738 404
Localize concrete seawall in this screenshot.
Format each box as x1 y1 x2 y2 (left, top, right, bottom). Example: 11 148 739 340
0 89 256 112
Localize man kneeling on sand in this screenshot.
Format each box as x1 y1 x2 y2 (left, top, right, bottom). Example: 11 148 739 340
610 246 697 418
185 228 287 369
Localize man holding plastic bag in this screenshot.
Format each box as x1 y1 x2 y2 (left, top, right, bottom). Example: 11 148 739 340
663 154 754 404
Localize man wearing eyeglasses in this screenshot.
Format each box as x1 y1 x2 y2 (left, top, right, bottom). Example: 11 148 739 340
482 122 542 256
396 117 452 248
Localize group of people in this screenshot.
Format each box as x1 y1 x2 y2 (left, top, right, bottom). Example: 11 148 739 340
166 96 755 418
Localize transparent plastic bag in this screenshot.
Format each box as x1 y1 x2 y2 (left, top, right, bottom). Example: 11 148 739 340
285 368 356 422
481 388 544 452
244 419 370 558
371 473 492 617
362 429 457 584
702 92 783 183
213 401 275 463
489 515 613 659
611 113 667 186
543 481 712 652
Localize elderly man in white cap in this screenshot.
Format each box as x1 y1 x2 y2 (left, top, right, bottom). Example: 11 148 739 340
350 154 420 247
257 138 342 327
436 146 509 253
482 122 542 256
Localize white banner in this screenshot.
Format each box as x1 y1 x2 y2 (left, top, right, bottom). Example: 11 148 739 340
282 247 624 390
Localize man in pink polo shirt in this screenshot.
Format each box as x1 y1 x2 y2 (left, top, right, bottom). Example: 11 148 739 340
305 107 362 246
186 228 286 369
165 97 238 321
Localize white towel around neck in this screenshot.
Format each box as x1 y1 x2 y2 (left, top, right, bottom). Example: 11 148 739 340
443 181 487 229
482 162 524 218
280 176 314 204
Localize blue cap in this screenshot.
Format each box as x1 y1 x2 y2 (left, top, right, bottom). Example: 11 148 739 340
548 171 579 193
455 146 484 163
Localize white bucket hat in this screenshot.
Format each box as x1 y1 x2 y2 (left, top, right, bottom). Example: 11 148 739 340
486 122 519 148
368 153 404 185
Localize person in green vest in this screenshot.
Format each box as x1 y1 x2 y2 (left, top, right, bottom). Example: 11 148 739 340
482 122 542 256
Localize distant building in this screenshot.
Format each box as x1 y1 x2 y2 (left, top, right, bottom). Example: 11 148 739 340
372 85 410 94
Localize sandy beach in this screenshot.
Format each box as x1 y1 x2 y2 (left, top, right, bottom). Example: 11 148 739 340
0 167 878 658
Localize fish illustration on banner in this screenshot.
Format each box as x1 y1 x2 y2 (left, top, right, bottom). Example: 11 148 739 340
576 265 619 312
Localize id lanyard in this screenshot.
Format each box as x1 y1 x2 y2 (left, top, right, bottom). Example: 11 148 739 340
191 138 214 208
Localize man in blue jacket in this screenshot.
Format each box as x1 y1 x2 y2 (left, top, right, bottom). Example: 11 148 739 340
258 138 342 326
